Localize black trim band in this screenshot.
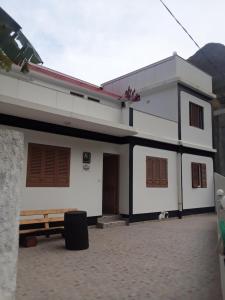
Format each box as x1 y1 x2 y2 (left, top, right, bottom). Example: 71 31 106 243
178 83 214 102
0 113 215 157
124 210 179 223
129 136 215 158
122 206 215 223
182 206 215 216
0 113 123 145
129 107 133 126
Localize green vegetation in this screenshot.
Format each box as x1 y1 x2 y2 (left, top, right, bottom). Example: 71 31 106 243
0 48 12 71
0 7 43 73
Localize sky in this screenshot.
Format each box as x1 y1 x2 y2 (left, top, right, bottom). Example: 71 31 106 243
1 0 224 85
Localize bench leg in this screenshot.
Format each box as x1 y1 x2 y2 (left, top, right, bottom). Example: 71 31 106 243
20 236 37 248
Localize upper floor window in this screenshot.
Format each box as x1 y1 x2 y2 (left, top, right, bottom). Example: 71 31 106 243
191 162 207 188
26 143 71 187
189 102 204 129
146 156 168 188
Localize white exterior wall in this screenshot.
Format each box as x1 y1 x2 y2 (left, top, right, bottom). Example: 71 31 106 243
180 91 213 148
0 73 122 124
176 56 212 95
102 57 176 95
133 110 178 142
0 125 128 217
132 86 178 122
103 55 213 97
182 154 214 209
133 146 179 214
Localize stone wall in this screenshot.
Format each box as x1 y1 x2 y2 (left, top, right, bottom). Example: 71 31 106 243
0 129 24 300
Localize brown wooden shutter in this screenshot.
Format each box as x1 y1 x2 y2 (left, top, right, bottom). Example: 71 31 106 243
26 143 70 187
42 147 56 186
146 156 168 188
27 144 43 187
56 148 70 187
146 157 153 187
153 158 160 187
192 162 200 188
195 104 199 128
201 164 207 188
160 158 168 187
146 157 150 187
190 102 194 126
190 103 199 127
190 102 204 129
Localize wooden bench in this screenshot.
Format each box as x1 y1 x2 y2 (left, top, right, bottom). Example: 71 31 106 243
19 208 77 247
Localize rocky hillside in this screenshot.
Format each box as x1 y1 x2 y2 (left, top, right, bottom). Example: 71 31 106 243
188 43 225 104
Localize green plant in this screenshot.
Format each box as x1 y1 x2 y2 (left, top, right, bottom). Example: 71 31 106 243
0 48 12 71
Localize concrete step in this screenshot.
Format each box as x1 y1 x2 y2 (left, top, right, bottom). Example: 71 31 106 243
98 214 121 222
96 219 127 229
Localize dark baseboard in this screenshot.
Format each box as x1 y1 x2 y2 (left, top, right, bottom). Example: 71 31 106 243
122 206 215 223
182 206 215 216
125 210 179 223
87 216 98 226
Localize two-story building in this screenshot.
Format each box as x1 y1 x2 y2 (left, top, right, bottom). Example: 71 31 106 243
0 54 216 224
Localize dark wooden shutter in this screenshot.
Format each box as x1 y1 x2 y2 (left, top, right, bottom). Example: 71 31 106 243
146 156 168 188
146 157 153 187
198 105 204 129
190 102 199 127
160 158 168 187
201 164 207 188
190 102 194 126
195 104 199 127
153 158 160 187
26 143 70 187
27 144 43 187
42 147 55 186
56 148 71 187
190 102 204 129
191 162 207 188
192 162 200 188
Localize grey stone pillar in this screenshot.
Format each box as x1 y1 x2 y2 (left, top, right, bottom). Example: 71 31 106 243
0 129 24 300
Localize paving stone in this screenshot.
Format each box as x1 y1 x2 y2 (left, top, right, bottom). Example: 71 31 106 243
16 213 222 300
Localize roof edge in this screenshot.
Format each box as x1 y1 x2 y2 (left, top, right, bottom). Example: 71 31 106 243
28 63 124 101
101 55 175 86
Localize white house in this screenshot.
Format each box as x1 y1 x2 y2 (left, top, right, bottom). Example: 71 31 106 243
0 54 216 224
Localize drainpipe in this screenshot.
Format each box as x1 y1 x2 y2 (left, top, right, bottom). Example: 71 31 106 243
177 152 183 218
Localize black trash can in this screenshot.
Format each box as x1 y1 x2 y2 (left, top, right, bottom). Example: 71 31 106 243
64 211 89 250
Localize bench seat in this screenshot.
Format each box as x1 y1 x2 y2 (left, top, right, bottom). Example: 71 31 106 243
19 208 77 244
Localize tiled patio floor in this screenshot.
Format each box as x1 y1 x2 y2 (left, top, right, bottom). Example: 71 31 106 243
16 213 222 300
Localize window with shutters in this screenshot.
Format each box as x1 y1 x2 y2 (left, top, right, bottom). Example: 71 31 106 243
26 143 71 187
146 156 168 188
191 162 207 188
189 102 204 129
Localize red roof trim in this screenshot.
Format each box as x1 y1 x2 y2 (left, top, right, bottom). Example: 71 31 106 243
28 64 122 100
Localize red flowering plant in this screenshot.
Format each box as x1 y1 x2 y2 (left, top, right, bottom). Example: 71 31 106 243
124 86 140 102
